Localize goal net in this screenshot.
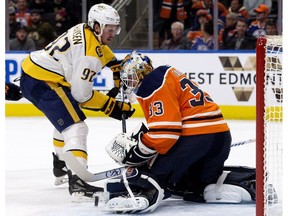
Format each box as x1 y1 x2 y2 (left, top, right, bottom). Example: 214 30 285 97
256 35 283 216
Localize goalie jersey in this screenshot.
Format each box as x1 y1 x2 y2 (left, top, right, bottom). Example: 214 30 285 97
21 23 116 104
136 65 229 154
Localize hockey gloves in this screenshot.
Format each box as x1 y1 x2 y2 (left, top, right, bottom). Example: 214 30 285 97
101 87 135 120
106 131 156 167
122 138 156 166
5 82 23 101
109 60 122 89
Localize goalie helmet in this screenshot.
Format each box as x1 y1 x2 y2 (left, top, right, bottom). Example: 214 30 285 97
88 3 121 36
120 51 153 94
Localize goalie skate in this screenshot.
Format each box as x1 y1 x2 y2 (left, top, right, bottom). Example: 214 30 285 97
105 196 149 213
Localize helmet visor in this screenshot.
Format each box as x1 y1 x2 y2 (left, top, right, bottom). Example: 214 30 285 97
103 24 121 35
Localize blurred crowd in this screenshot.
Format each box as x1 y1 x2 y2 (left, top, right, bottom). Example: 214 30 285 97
7 0 280 51
8 0 87 51
155 0 279 50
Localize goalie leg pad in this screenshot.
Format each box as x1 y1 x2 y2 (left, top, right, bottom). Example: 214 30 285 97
104 170 164 213
223 166 256 201
203 166 256 203
204 183 253 203
105 197 149 213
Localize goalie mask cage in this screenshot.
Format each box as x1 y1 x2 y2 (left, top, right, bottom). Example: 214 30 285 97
256 35 283 216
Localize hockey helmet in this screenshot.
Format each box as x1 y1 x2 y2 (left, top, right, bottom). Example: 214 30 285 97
88 3 121 36
120 51 153 93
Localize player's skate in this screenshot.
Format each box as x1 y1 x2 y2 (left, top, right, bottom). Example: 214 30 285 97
68 170 104 202
52 152 68 186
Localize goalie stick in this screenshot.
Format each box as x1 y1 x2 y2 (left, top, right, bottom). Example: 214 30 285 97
62 138 256 182
120 84 127 133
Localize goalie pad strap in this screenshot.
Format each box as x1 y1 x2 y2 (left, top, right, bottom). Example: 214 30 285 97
104 170 164 213
214 171 229 200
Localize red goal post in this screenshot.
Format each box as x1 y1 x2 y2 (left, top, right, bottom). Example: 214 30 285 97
256 35 283 216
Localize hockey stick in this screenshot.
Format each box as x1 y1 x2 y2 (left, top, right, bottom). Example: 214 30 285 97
230 138 255 147
63 138 256 182
62 151 125 182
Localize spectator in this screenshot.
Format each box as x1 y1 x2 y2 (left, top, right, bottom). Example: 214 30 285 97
191 0 228 31
54 9 70 36
221 17 257 50
27 9 57 50
228 0 250 19
153 0 187 49
248 4 270 38
15 0 31 27
179 9 211 49
191 20 214 50
29 0 48 12
9 6 21 39
160 21 185 50
45 0 76 30
9 23 36 51
265 20 278 35
243 0 272 16
218 12 238 48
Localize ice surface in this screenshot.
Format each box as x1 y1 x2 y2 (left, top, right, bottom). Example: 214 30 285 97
5 117 256 215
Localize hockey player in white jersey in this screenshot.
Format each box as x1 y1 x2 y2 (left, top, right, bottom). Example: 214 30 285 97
19 3 135 200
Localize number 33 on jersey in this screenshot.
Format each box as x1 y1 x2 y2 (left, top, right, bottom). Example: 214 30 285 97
136 65 229 154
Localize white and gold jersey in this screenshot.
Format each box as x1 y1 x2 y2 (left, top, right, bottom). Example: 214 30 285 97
22 23 115 103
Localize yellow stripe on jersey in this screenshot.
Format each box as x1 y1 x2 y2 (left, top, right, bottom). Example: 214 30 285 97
21 55 71 87
83 27 115 67
71 150 88 160
47 82 81 123
53 138 65 148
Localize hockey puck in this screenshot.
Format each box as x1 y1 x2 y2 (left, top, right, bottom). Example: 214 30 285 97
94 196 99 206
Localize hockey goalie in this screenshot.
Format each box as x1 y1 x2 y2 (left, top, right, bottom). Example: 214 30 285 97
102 51 257 214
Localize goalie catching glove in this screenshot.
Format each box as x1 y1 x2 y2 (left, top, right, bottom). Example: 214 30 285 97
106 124 156 166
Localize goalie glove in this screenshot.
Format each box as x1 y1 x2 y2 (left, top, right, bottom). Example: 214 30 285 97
122 136 156 166
106 132 156 166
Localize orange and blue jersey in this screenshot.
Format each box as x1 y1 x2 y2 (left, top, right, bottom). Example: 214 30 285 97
136 65 229 154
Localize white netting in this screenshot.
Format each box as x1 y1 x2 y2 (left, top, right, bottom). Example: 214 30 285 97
263 35 283 216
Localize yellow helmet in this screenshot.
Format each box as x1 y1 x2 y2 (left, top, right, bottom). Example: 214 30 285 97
120 51 153 93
